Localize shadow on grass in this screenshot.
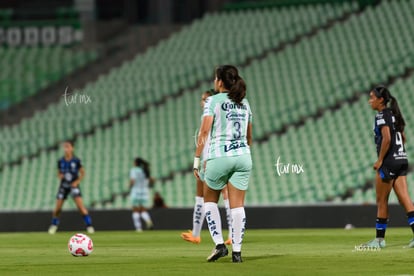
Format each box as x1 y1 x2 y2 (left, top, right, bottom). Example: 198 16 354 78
385 242 412 249
245 254 285 262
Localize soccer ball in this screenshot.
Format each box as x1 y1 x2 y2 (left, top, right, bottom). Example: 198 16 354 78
68 233 93 257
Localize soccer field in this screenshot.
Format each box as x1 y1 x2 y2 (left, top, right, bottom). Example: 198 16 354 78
1 229 413 275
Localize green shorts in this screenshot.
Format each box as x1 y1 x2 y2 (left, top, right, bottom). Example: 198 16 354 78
205 154 252 191
131 197 148 207
130 190 149 208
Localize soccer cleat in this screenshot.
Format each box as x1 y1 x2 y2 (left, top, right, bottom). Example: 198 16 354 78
225 238 232 245
181 230 201 244
86 226 95 234
408 238 414 248
48 225 58 234
146 221 154 230
359 238 386 249
207 244 228 262
232 252 243 263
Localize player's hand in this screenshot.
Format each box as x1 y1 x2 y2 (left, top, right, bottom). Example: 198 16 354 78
71 181 79 188
193 169 200 179
373 160 383 171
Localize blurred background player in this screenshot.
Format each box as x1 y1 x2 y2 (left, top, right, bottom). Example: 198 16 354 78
361 86 414 248
130 157 154 232
153 191 167 209
48 140 94 234
194 65 253 262
181 90 232 245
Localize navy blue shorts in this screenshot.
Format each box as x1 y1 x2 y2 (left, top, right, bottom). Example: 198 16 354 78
56 185 82 200
378 163 408 180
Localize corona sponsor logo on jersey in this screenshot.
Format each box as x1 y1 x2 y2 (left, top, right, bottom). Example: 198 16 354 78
221 102 247 112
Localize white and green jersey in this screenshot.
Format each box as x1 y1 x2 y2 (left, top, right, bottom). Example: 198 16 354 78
130 167 149 195
203 93 252 160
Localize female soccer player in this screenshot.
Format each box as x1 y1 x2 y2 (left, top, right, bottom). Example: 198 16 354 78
130 157 154 232
194 65 253 262
181 90 232 245
361 85 414 248
48 140 94 234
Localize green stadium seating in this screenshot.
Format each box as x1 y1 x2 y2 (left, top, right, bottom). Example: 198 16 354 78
0 47 97 110
0 1 357 168
1 1 414 210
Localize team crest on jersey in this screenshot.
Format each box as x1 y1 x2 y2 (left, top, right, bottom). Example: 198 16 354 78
71 162 77 170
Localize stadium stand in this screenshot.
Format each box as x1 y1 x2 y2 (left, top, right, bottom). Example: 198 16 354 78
0 47 97 110
0 1 358 169
1 0 414 210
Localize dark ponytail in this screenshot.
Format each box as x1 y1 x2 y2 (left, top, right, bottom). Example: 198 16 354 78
215 65 246 105
373 85 405 133
134 157 151 178
389 95 405 133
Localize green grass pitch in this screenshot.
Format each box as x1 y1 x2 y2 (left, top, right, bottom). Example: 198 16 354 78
1 228 413 275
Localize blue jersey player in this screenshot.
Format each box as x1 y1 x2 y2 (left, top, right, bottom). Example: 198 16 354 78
48 140 94 234
360 85 414 249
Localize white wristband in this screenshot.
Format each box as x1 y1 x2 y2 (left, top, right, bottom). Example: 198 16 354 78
193 157 200 170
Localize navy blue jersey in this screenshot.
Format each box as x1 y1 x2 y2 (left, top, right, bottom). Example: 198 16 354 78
373 108 407 164
57 157 82 187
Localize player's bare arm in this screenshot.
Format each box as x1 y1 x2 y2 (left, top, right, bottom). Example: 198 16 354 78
57 170 63 180
72 167 85 188
374 126 391 170
195 115 213 157
194 115 213 178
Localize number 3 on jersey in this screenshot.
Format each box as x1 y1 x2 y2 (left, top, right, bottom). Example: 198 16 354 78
233 121 242 139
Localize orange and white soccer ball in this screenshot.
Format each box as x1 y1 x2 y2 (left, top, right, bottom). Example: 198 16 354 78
68 233 93 257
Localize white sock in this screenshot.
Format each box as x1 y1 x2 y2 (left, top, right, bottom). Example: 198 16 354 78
204 202 224 245
223 198 232 239
132 212 142 230
192 196 205 237
231 207 246 252
141 211 152 224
